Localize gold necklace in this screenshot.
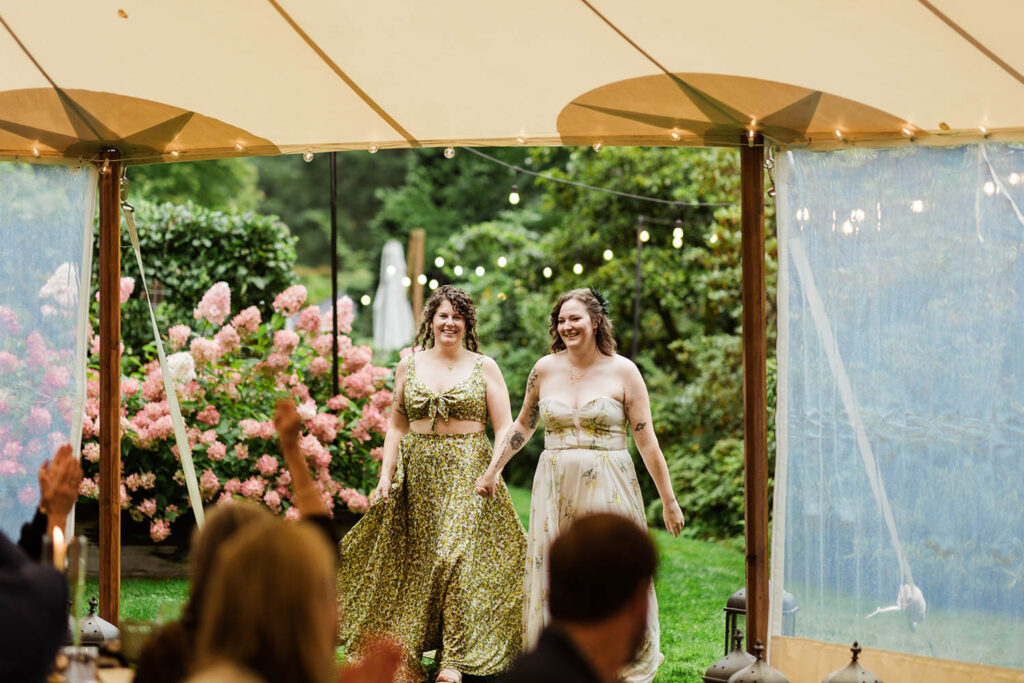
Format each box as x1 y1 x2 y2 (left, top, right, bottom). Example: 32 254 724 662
568 362 586 384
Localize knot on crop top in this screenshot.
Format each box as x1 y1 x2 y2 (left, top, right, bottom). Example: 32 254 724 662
404 354 489 431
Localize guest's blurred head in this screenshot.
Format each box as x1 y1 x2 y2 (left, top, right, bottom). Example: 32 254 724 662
195 519 337 683
184 500 274 629
548 512 656 658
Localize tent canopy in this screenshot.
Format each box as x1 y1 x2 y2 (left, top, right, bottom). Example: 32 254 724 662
3 0 1024 164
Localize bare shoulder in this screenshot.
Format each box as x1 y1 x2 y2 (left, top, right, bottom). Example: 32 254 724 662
394 356 411 375
479 354 504 377
611 353 642 376
533 352 561 373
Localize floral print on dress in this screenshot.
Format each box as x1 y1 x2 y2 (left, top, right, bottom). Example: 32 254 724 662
524 395 664 683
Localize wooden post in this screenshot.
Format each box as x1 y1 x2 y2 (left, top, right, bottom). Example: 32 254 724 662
330 152 339 397
407 229 425 323
740 134 768 654
98 149 121 625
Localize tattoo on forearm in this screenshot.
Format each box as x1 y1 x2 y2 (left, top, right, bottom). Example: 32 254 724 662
495 428 526 469
527 400 540 429
634 422 646 433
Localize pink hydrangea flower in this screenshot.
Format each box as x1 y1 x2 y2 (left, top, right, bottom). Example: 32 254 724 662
120 277 136 303
168 324 191 350
327 394 350 411
193 282 231 326
78 477 99 498
296 399 317 420
190 337 222 366
284 506 301 521
0 306 22 334
370 446 383 462
239 419 262 440
43 366 71 391
17 485 35 506
207 441 227 461
264 352 290 373
240 476 266 500
82 442 100 462
309 356 331 377
342 366 385 399
213 325 241 354
308 412 339 443
233 443 249 460
0 351 22 373
120 377 141 397
195 404 220 426
255 454 279 476
342 345 373 373
346 491 370 514
272 285 307 316
224 478 242 494
138 498 157 518
274 329 300 354
296 306 322 334
120 483 130 509
263 489 282 512
200 469 221 501
231 306 262 336
325 296 355 334
150 519 172 542
198 429 217 446
299 435 332 468
27 406 51 433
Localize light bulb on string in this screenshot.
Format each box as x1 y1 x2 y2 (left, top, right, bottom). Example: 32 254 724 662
984 181 996 196
429 279 439 290
516 136 526 145
497 256 508 268
32 146 41 157
542 267 552 278
709 233 719 244
360 294 371 306
670 130 681 141
417 274 427 285
834 129 843 139
453 265 464 276
672 237 683 249
508 185 520 205
386 265 396 276
673 219 683 239
910 199 924 213
369 144 379 154
444 146 455 159
401 276 411 287
603 249 613 261
303 150 314 162
475 266 485 277
435 256 445 268
639 229 650 243
592 142 603 152
169 150 180 159
573 263 583 275
234 143 245 152
1010 173 1021 186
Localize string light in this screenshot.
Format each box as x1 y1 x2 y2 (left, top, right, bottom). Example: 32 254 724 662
234 143 245 152
1011 172 1022 185
497 256 508 268
709 233 719 244
670 130 681 141
429 279 439 290
979 125 989 135
673 220 683 239
32 146 40 157
901 126 913 137
475 266 485 276
508 185 520 205
386 265 396 276
369 144 379 154
603 249 613 261
639 229 650 243
417 274 427 285
573 263 583 274
453 265 464 276
516 136 526 145
444 146 455 159
983 181 996 196
401 276 411 287
542 267 552 278
169 150 180 159
910 199 924 213
592 142 603 152
360 294 371 305
673 237 683 249
834 129 843 139
303 150 314 162
435 256 445 268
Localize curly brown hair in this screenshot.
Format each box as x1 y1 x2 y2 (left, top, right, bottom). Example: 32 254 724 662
414 285 480 352
549 288 616 356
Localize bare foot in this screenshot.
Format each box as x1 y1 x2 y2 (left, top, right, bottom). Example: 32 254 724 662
436 669 462 683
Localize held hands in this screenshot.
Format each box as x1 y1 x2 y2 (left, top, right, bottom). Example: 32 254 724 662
475 469 498 498
662 498 685 537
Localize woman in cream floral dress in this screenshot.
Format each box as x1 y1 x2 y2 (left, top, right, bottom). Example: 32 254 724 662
476 288 685 683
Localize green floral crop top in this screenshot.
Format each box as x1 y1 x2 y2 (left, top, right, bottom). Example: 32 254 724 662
404 353 489 431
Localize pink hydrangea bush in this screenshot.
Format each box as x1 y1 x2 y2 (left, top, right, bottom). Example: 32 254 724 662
78 282 391 542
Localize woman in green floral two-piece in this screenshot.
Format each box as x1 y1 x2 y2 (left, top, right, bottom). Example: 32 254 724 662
337 286 526 683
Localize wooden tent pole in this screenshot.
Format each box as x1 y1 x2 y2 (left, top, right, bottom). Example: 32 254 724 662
740 134 768 653
98 148 122 625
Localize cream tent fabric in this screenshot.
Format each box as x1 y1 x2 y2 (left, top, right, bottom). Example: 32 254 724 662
3 1 1024 164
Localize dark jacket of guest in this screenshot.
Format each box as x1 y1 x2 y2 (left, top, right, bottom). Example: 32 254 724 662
0 528 69 683
500 625 600 683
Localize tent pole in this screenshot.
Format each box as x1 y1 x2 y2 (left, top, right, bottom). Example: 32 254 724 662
98 148 122 625
330 152 339 397
407 229 425 323
740 134 768 654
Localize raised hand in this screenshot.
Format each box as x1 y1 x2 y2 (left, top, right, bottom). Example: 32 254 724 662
39 443 82 529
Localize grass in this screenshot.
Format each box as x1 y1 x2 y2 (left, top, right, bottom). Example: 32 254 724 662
107 486 744 681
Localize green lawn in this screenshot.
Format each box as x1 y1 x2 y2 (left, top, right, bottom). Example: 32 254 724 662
105 486 744 682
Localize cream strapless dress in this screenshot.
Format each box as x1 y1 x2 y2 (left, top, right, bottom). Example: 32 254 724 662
523 396 664 683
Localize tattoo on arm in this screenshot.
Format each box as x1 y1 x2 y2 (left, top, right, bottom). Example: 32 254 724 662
392 391 406 416
495 428 526 469
633 422 646 433
527 400 540 429
526 368 538 396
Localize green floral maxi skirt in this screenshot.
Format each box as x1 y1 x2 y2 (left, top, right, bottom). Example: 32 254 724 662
337 432 527 681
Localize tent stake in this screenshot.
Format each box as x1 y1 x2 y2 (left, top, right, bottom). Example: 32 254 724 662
740 134 768 655
98 148 122 625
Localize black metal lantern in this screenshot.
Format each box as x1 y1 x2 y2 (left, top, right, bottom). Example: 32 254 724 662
723 587 799 655
727 641 790 683
704 629 756 683
77 596 120 647
822 642 882 683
